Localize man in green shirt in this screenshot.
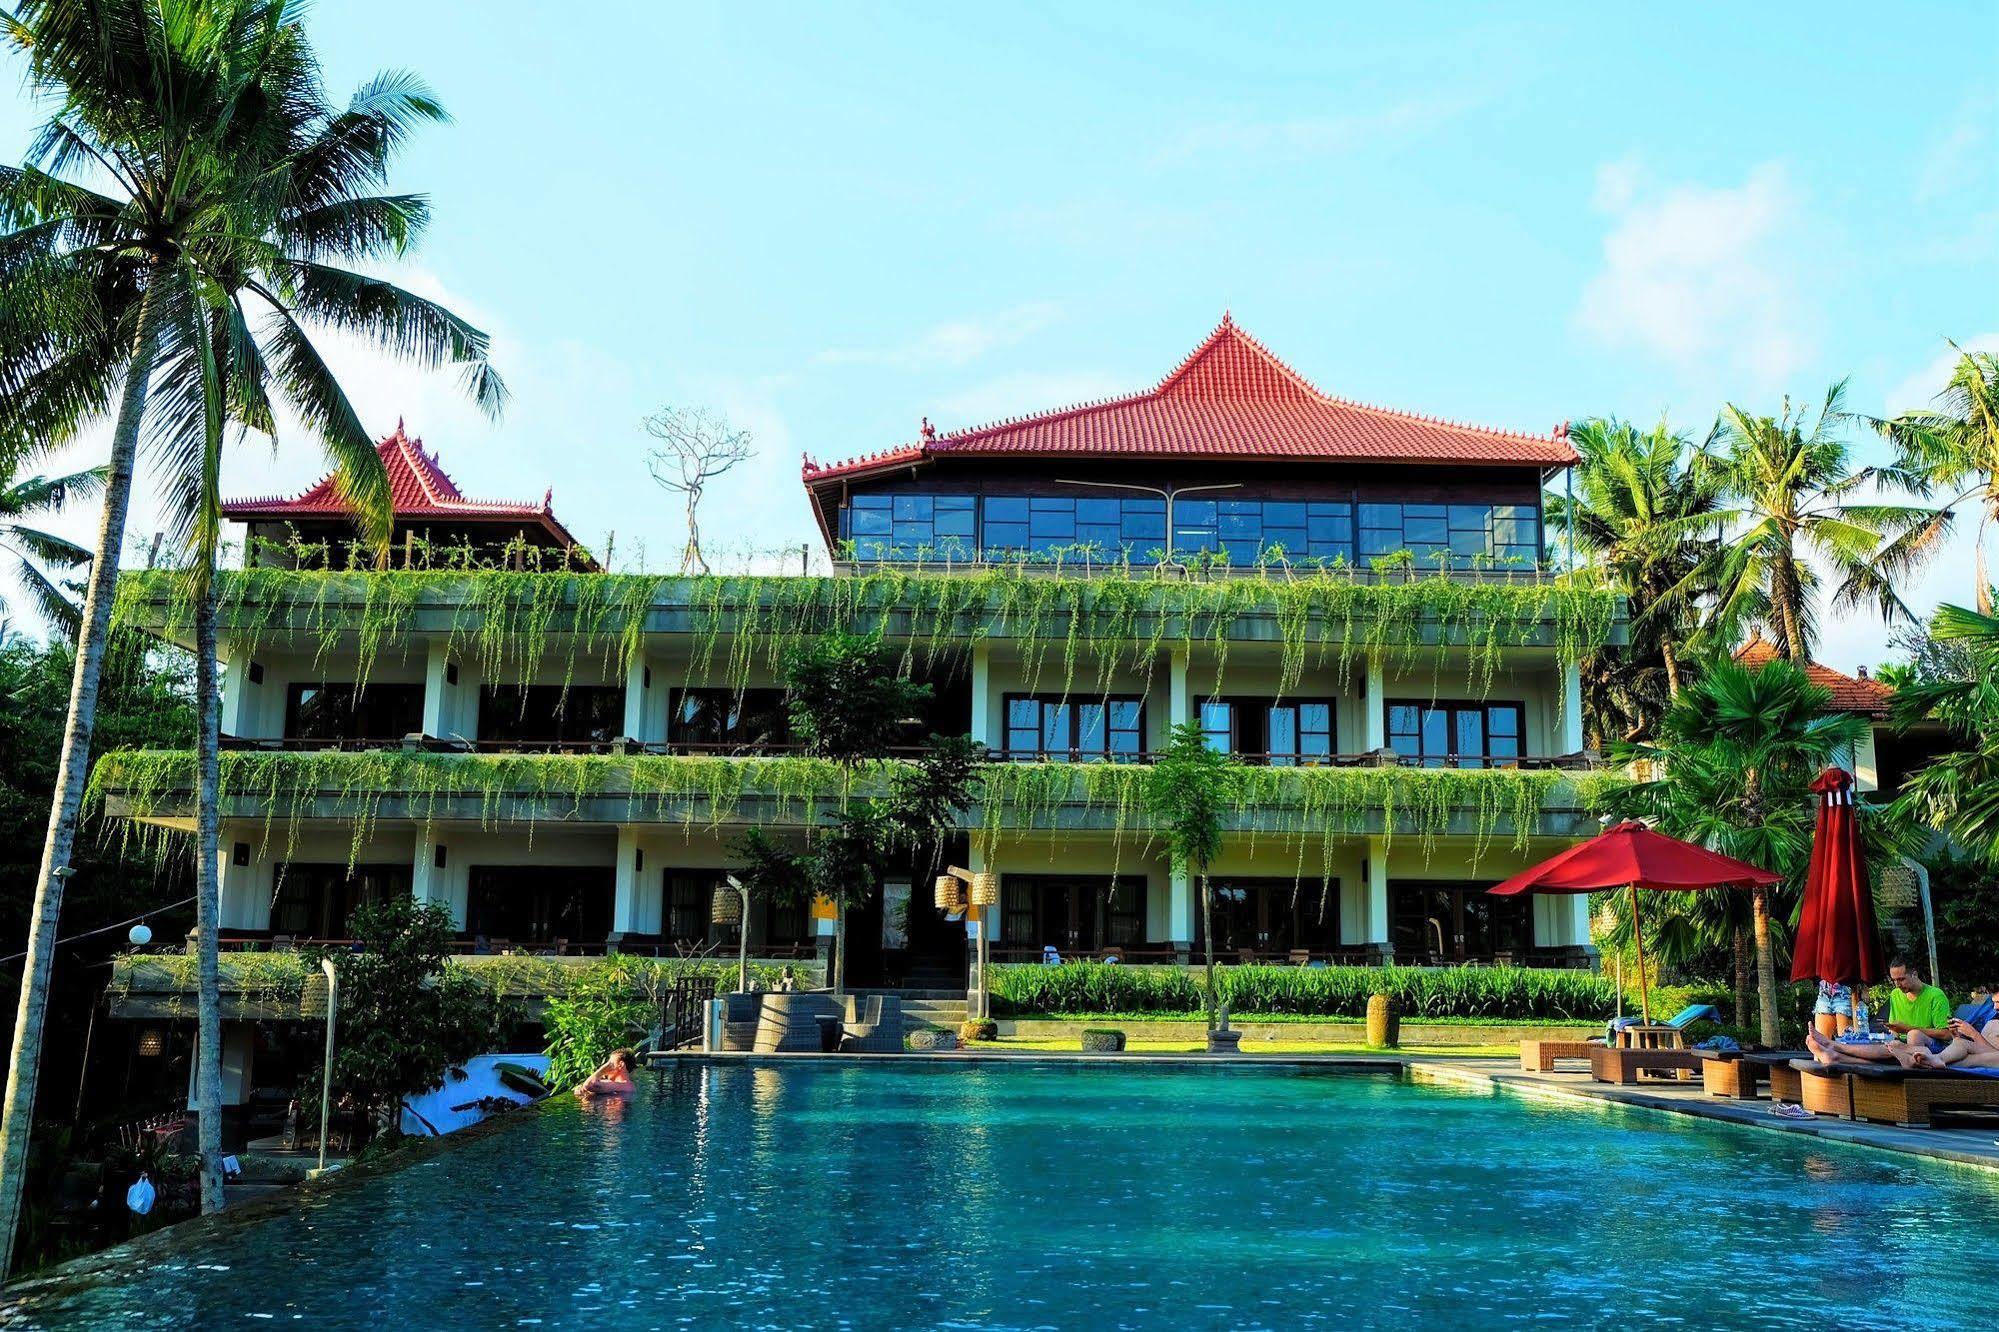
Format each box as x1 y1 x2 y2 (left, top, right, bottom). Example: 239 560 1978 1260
1808 958 1958 1066
1883 960 1954 1046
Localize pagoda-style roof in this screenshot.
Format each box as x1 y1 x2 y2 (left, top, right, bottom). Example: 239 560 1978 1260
223 422 585 552
801 314 1576 485
1734 636 1895 717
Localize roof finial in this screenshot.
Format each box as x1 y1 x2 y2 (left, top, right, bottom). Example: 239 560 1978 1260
542 487 553 512
920 416 936 444
395 415 405 436
1221 308 1233 327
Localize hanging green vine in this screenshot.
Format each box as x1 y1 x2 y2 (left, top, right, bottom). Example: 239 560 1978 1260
113 564 1622 699
91 748 1627 866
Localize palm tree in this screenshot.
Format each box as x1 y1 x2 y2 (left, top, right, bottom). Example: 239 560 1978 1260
1891 604 1999 862
0 455 103 630
1868 343 1999 614
1617 658 1868 1045
1546 418 1721 741
1143 721 1240 1029
0 0 500 1255
1703 382 1948 662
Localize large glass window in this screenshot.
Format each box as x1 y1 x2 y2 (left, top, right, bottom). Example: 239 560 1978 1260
979 495 1166 561
1359 502 1539 565
465 866 614 946
662 869 718 944
668 687 789 752
284 683 423 743
1004 695 1143 761
1194 877 1342 955
998 875 1147 951
270 863 410 938
1389 881 1533 963
478 685 625 748
1174 499 1352 564
1200 697 1336 764
1387 701 1524 768
842 494 977 560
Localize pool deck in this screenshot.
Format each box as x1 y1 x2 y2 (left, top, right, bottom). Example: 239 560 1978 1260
1407 1058 1999 1173
661 1049 1999 1173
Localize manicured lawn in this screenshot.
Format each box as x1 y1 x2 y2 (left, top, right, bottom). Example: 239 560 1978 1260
970 1037 1512 1057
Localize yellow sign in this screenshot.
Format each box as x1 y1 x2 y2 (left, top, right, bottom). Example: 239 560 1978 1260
810 895 838 922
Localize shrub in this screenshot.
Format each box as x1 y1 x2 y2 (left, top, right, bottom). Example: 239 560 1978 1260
959 1018 998 1043
1080 1028 1126 1052
990 963 1615 1022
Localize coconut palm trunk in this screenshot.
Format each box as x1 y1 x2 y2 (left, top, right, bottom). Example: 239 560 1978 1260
0 290 159 1268
1732 925 1751 1029
194 574 225 1214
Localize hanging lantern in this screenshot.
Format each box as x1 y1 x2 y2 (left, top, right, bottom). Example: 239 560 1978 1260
135 1028 166 1058
710 882 743 927
970 872 1000 907
934 875 964 912
1875 861 1919 911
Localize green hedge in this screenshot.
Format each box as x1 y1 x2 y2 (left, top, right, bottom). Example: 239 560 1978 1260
990 963 1616 1021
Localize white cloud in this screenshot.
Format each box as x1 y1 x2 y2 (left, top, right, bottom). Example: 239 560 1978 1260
1883 332 1999 418
815 302 1064 370
1575 161 1812 392
934 370 1129 429
1916 92 1995 205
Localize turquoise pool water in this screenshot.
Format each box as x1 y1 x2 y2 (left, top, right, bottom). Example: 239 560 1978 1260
7 1063 1996 1329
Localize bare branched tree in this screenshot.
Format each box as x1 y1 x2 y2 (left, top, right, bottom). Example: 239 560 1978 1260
643 406 756 574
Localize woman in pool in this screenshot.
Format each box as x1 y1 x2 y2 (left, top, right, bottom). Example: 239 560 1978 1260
575 1048 638 1096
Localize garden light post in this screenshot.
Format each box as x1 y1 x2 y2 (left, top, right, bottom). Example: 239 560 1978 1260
715 877 752 994
1054 479 1240 564
938 867 999 1021
317 958 338 1175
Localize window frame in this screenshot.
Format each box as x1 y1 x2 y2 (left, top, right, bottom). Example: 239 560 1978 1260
1385 699 1527 768
1002 693 1145 761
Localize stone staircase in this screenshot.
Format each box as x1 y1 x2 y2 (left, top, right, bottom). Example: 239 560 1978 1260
849 988 967 1031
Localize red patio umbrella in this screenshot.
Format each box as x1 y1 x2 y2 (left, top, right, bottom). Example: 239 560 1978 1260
1489 821 1780 1023
1789 767 1885 987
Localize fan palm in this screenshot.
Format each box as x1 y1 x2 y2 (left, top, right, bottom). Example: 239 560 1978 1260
0 0 501 1255
0 456 104 630
1615 657 1869 1045
1546 417 1721 741
1867 343 1999 614
1703 382 1948 662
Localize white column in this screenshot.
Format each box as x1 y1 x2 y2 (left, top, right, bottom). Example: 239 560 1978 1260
217 832 268 930
1169 867 1194 954
412 834 447 907
1363 657 1386 752
1168 648 1191 732
1852 727 1880 793
970 641 992 747
1365 836 1390 954
1559 660 1585 754
219 653 256 738
612 826 645 936
422 640 454 739
623 653 652 743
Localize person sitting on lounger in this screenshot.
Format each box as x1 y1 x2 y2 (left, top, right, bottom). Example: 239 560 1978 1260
1813 979 1854 1039
1897 1016 1999 1071
1806 960 1957 1065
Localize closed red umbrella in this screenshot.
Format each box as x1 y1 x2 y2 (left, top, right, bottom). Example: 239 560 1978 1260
1489 821 1780 1023
1789 767 1885 987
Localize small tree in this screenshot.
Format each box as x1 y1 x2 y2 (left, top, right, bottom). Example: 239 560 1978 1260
307 898 505 1146
643 405 755 574
1143 721 1240 1029
783 630 929 759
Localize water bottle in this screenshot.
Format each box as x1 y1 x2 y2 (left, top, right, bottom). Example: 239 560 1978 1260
1853 996 1870 1039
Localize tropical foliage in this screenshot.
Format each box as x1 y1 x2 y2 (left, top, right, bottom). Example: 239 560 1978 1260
1868 344 1999 614
1142 721 1239 1025
1891 605 1999 863
0 456 103 630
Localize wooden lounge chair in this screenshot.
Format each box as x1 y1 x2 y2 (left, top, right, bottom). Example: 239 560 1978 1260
1693 1048 1807 1099
1520 1038 1597 1072
1589 1043 1699 1085
1287 949 1312 966
1789 1060 1999 1127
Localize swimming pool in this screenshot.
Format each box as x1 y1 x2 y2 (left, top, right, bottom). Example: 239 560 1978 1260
7 1062 1995 1329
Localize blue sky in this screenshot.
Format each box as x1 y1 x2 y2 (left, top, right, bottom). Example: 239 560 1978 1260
5 3 1995 669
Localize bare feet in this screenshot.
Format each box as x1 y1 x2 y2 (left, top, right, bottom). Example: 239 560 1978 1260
1806 1030 1839 1065
1889 1042 1924 1069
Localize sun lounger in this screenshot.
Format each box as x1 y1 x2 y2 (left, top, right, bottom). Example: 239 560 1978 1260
1609 1004 1721 1050
1589 1043 1699 1084
1693 1048 1806 1099
1790 1059 1999 1127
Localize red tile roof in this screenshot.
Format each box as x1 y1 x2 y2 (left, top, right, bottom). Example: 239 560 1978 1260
223 422 583 549
801 314 1576 484
1734 636 1895 716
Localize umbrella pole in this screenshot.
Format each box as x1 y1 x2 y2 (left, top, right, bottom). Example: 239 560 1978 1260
1628 884 1652 1026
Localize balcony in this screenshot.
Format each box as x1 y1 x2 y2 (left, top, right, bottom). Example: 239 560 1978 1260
91 747 1625 846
